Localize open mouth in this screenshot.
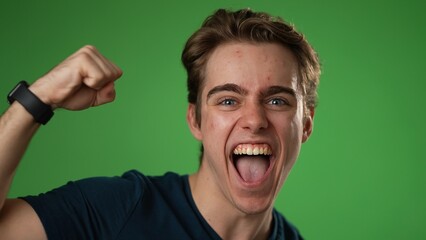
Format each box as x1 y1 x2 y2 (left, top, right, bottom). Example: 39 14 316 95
232 144 273 183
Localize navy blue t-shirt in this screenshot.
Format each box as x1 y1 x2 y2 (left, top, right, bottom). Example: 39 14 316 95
22 170 303 239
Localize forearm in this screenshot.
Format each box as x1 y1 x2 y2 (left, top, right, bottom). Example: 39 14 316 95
0 102 40 209
0 46 121 238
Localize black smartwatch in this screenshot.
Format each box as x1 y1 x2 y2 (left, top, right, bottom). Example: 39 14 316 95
7 81 54 125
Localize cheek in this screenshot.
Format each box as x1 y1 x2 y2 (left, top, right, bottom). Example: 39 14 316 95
271 111 302 134
287 106 305 140
272 112 304 154
290 118 304 141
202 109 232 130
283 117 304 164
201 111 237 146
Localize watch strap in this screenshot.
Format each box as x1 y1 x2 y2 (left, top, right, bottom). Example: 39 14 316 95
7 81 54 125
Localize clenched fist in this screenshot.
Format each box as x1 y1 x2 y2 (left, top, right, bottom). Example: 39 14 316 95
29 45 123 111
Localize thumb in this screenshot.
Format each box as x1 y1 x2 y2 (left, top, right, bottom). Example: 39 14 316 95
93 81 116 107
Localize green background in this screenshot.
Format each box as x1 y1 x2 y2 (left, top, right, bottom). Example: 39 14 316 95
1 0 425 239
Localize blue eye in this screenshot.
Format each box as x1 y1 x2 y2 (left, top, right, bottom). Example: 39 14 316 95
220 99 236 105
268 98 287 105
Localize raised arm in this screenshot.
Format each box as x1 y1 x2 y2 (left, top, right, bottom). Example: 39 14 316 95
0 45 122 239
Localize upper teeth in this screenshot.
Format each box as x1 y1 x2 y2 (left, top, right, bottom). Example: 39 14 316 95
233 144 272 155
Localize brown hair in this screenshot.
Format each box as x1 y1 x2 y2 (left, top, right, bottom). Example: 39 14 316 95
182 8 321 124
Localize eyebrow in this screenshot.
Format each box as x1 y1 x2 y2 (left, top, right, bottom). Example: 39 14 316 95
260 86 297 99
207 83 248 100
206 84 297 100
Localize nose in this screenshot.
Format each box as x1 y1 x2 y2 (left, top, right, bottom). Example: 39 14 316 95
239 101 268 133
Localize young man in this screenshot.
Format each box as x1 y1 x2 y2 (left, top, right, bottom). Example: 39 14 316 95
0 9 320 240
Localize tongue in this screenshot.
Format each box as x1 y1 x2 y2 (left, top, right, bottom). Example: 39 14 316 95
235 156 269 182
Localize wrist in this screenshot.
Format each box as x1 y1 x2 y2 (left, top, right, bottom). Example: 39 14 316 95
7 81 54 125
28 81 57 110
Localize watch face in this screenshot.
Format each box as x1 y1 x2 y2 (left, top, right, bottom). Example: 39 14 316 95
8 81 28 104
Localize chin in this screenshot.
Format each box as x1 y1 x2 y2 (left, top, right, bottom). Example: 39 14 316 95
233 194 275 215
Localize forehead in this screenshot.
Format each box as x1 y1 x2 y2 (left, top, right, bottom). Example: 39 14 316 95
203 42 299 94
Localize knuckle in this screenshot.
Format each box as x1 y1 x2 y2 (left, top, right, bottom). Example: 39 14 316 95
104 69 114 79
117 69 123 77
77 46 97 59
82 45 97 52
114 68 123 78
75 51 92 63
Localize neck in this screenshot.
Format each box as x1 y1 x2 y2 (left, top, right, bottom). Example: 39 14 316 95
189 171 274 240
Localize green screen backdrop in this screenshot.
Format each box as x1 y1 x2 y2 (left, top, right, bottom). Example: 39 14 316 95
1 0 425 239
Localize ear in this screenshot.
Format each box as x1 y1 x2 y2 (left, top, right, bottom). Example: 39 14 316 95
186 104 202 141
302 108 315 143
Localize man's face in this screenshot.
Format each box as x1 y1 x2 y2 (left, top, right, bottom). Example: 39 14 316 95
188 42 313 214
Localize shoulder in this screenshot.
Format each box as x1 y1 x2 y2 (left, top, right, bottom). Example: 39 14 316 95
146 171 185 187
272 209 304 240
133 171 188 200
71 169 146 201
